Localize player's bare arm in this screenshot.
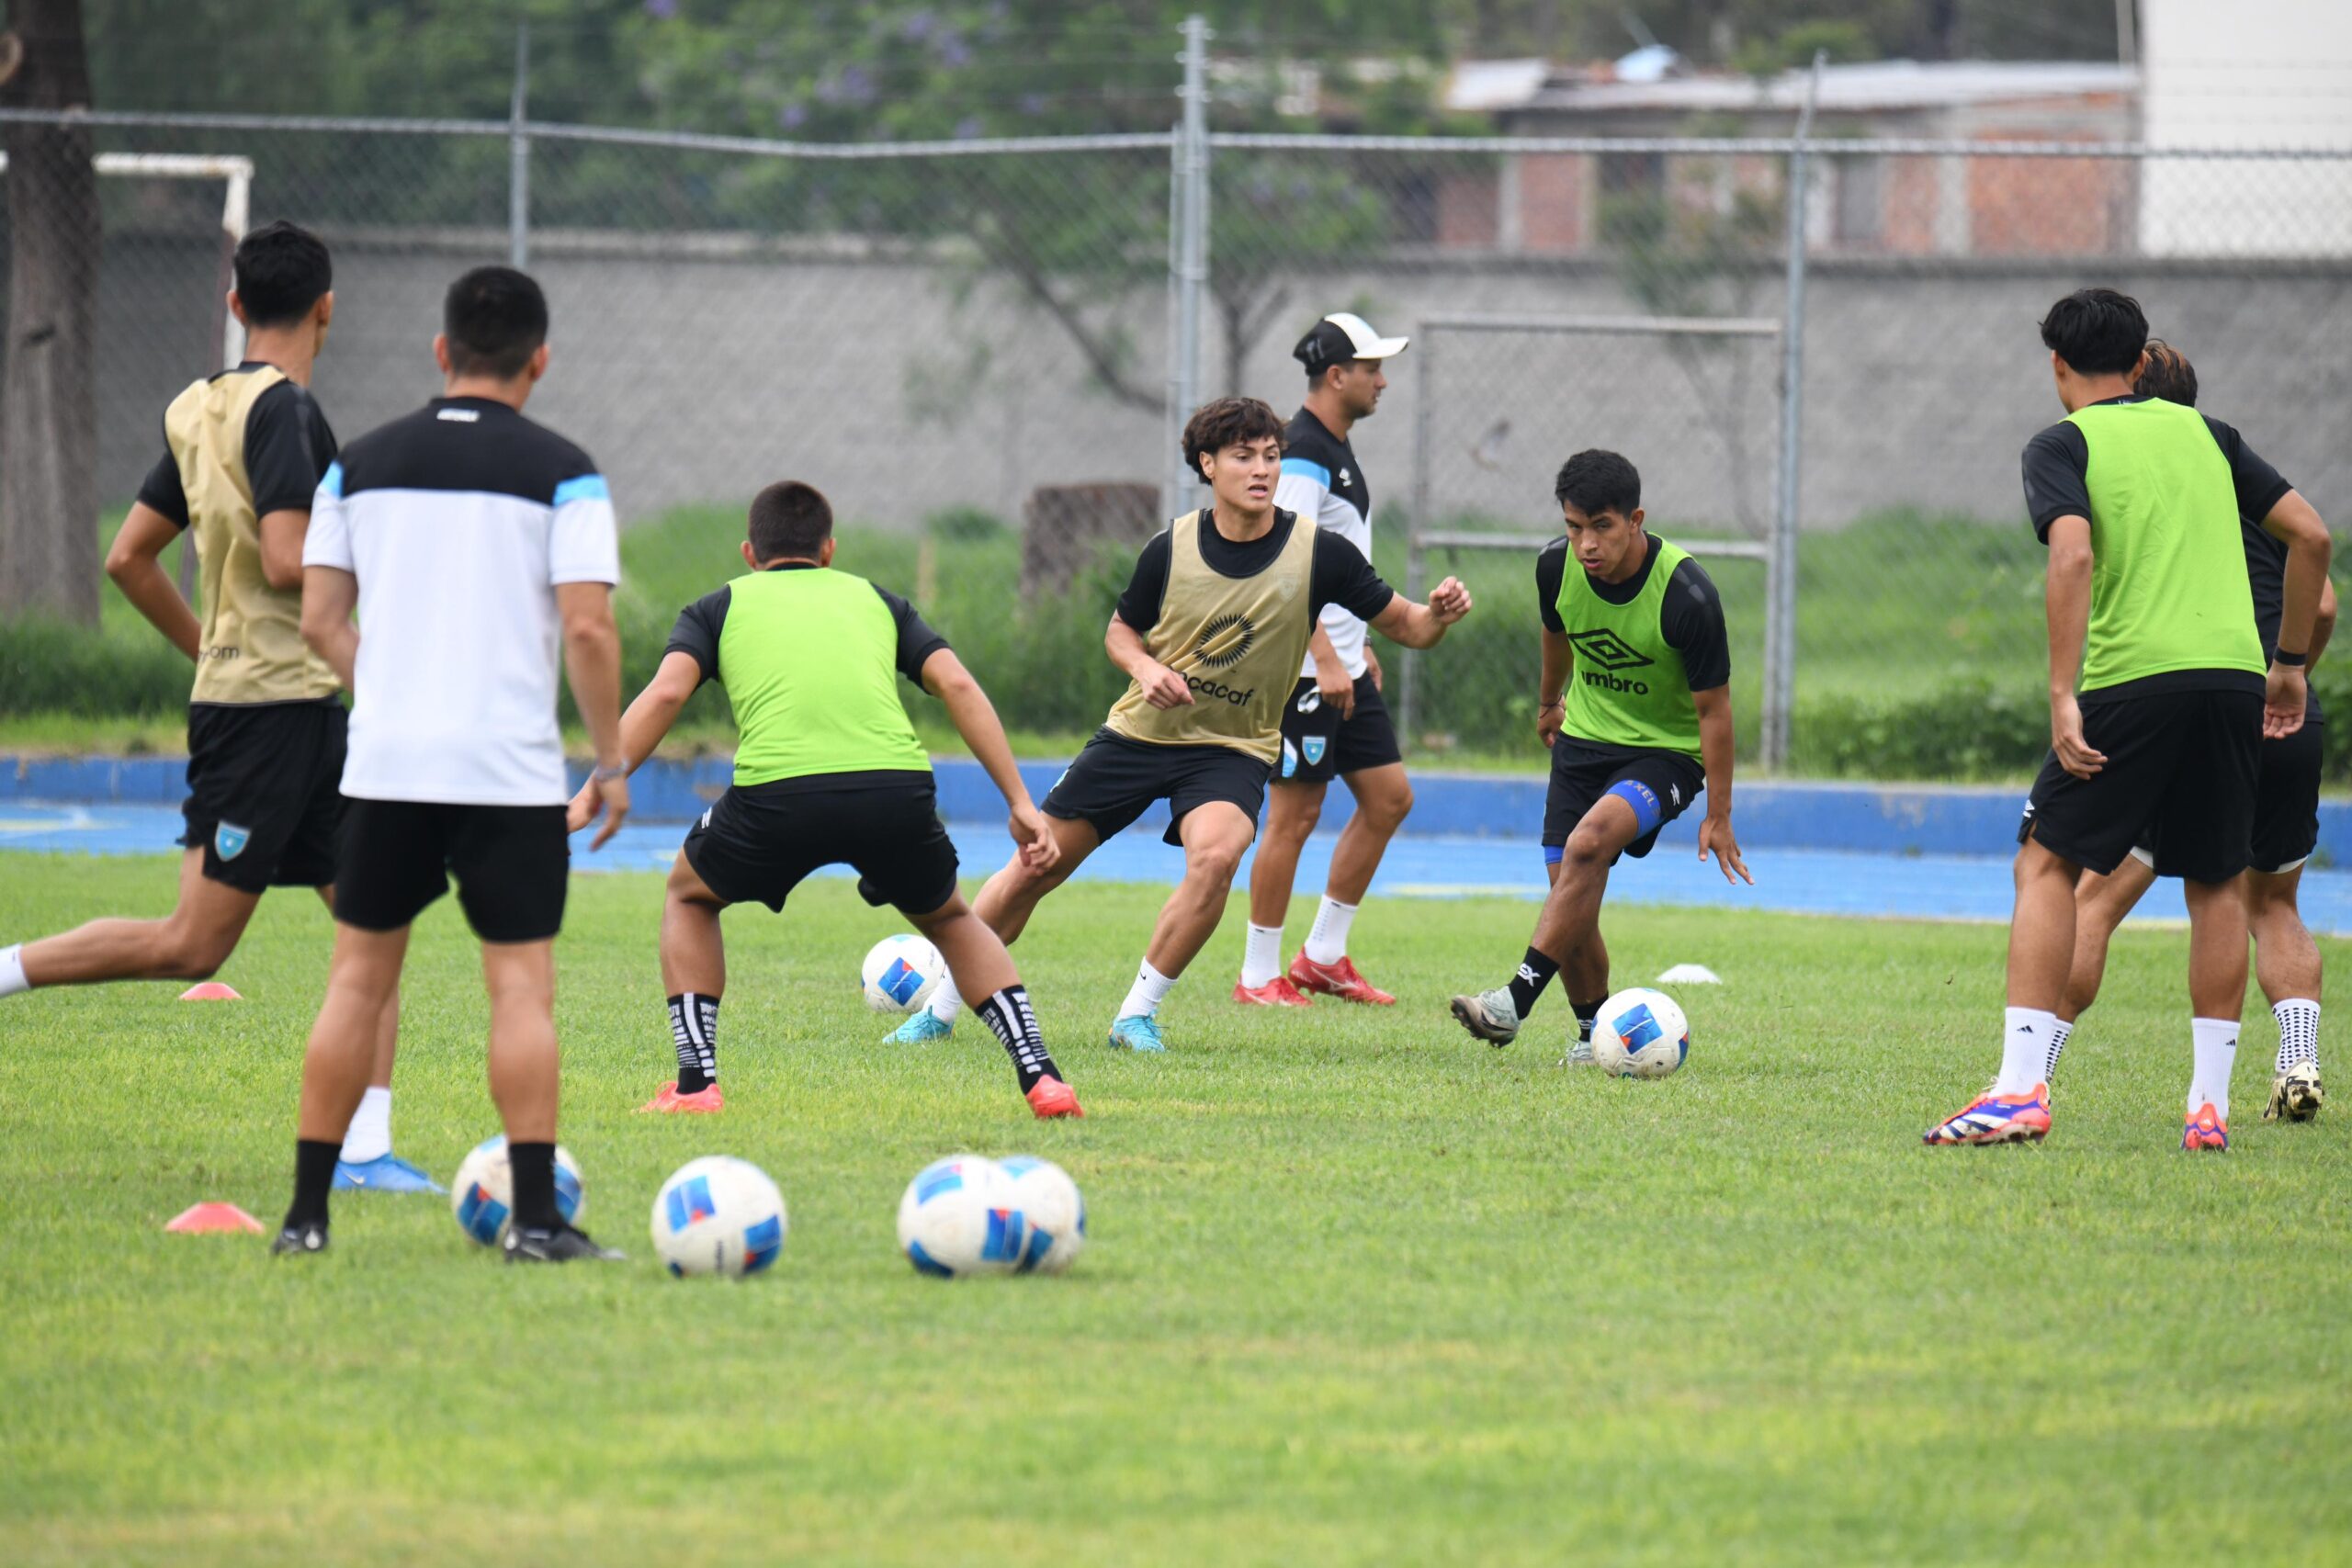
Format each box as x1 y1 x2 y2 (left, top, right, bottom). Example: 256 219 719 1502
1366 577 1471 649
103 502 201 662
568 649 699 833
1537 625 1570 748
1106 612 1192 708
256 506 311 592
2312 576 2337 668
298 562 360 688
1308 623 1354 719
2043 513 2104 780
2256 488 2332 739
558 580 630 849
921 647 1058 874
1692 685 1750 886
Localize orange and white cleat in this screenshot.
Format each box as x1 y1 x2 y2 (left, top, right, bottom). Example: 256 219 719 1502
1923 1082 2051 1145
2182 1102 2229 1151
1026 1076 1084 1119
638 1081 725 1114
1287 952 1396 1006
1233 976 1312 1007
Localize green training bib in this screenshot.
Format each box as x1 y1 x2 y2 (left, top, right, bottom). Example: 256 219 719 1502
1556 536 1702 759
717 568 930 787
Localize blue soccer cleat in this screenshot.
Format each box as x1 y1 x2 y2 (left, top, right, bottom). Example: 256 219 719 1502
884 1010 954 1045
1922 1082 2051 1146
334 1153 446 1193
1106 1014 1166 1052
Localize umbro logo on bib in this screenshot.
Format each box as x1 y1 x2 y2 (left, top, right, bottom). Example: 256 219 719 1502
1567 628 1655 672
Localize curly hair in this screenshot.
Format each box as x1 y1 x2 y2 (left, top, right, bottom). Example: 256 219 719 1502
2134 339 2199 408
1182 397 1285 485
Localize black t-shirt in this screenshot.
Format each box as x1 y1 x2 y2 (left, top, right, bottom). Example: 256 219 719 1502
2020 397 2290 542
1114 508 1396 634
664 563 950 688
134 367 337 525
1537 534 1732 693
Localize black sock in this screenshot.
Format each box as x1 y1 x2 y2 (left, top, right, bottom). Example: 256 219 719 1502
974 984 1058 1092
669 992 719 1094
508 1141 560 1232
1573 998 1606 1043
286 1138 342 1230
1508 948 1560 1017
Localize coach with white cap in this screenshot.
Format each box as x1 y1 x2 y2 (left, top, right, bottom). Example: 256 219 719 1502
1235 310 1419 1010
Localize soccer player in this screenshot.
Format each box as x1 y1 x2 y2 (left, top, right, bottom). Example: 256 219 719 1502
1236 312 1415 1008
1448 450 1749 1052
571 479 1082 1121
0 221 428 1191
1925 288 2329 1151
2050 341 2335 1123
274 265 631 1259
889 396 1471 1052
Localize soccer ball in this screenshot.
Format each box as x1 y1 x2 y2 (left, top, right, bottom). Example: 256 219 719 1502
650 1155 788 1279
897 1155 1026 1278
1590 987 1690 1079
998 1154 1086 1274
449 1135 583 1246
862 934 946 1014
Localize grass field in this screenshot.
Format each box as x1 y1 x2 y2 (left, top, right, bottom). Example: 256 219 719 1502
4 852 2349 1565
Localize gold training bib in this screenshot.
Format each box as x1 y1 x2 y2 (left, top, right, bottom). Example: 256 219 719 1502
1105 509 1318 763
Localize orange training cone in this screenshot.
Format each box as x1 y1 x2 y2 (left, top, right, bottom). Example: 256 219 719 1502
165 1201 265 1235
178 982 242 1001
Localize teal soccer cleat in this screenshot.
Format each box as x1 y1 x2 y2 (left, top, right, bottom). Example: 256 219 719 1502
884 1010 954 1044
333 1154 445 1193
1105 1014 1166 1052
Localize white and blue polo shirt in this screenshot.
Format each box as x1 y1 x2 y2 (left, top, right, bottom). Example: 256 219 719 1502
1275 407 1375 680
304 395 619 807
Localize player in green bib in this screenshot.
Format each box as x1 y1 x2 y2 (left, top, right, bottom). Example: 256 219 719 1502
568 481 1081 1121
1451 449 1750 1053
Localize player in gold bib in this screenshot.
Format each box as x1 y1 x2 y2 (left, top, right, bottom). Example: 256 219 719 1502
890 398 1471 1053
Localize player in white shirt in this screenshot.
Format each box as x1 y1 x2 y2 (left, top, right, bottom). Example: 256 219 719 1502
272 266 631 1263
1237 312 1415 1008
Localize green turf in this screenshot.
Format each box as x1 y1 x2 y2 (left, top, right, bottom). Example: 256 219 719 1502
2 853 2348 1565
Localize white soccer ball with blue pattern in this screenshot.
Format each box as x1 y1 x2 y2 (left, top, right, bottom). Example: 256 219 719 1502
1590 987 1690 1079
862 934 946 1014
650 1155 787 1279
896 1155 1026 1278
449 1135 583 1246
998 1155 1085 1274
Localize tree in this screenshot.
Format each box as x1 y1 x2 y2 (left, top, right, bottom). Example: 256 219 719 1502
0 0 100 624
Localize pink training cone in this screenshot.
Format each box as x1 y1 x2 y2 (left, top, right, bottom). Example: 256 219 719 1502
178 982 242 1001
165 1201 265 1235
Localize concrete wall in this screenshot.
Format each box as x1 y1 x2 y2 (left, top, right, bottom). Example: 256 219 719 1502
68 234 2352 536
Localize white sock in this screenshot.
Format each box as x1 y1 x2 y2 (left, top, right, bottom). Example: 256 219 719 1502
2043 1019 2074 1082
340 1086 393 1164
0 944 28 998
2188 1016 2239 1120
1303 897 1358 965
1117 958 1177 1021
2274 998 2320 1073
1996 1007 2056 1094
928 976 964 1024
1240 923 1283 988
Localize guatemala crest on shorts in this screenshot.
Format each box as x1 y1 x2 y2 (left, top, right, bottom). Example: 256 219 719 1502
1302 736 1328 768
214 821 251 861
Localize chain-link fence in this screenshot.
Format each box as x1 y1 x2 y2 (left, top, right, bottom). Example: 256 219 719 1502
4 96 2349 776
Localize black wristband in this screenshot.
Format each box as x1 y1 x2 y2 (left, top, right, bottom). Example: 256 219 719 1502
2276 649 2308 668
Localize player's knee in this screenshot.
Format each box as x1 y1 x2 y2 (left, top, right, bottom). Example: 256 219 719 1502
161 927 232 981
1561 825 1613 871
1363 783 1414 833
1189 837 1248 886
1278 793 1324 839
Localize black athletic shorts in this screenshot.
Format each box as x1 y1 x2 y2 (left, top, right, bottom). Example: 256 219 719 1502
1543 737 1705 864
178 699 347 894
2130 716 2324 877
334 798 570 942
1042 728 1271 847
682 775 960 915
2021 686 2262 883
1277 672 1405 785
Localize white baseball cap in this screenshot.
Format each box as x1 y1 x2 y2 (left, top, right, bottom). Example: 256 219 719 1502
1295 311 1409 372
